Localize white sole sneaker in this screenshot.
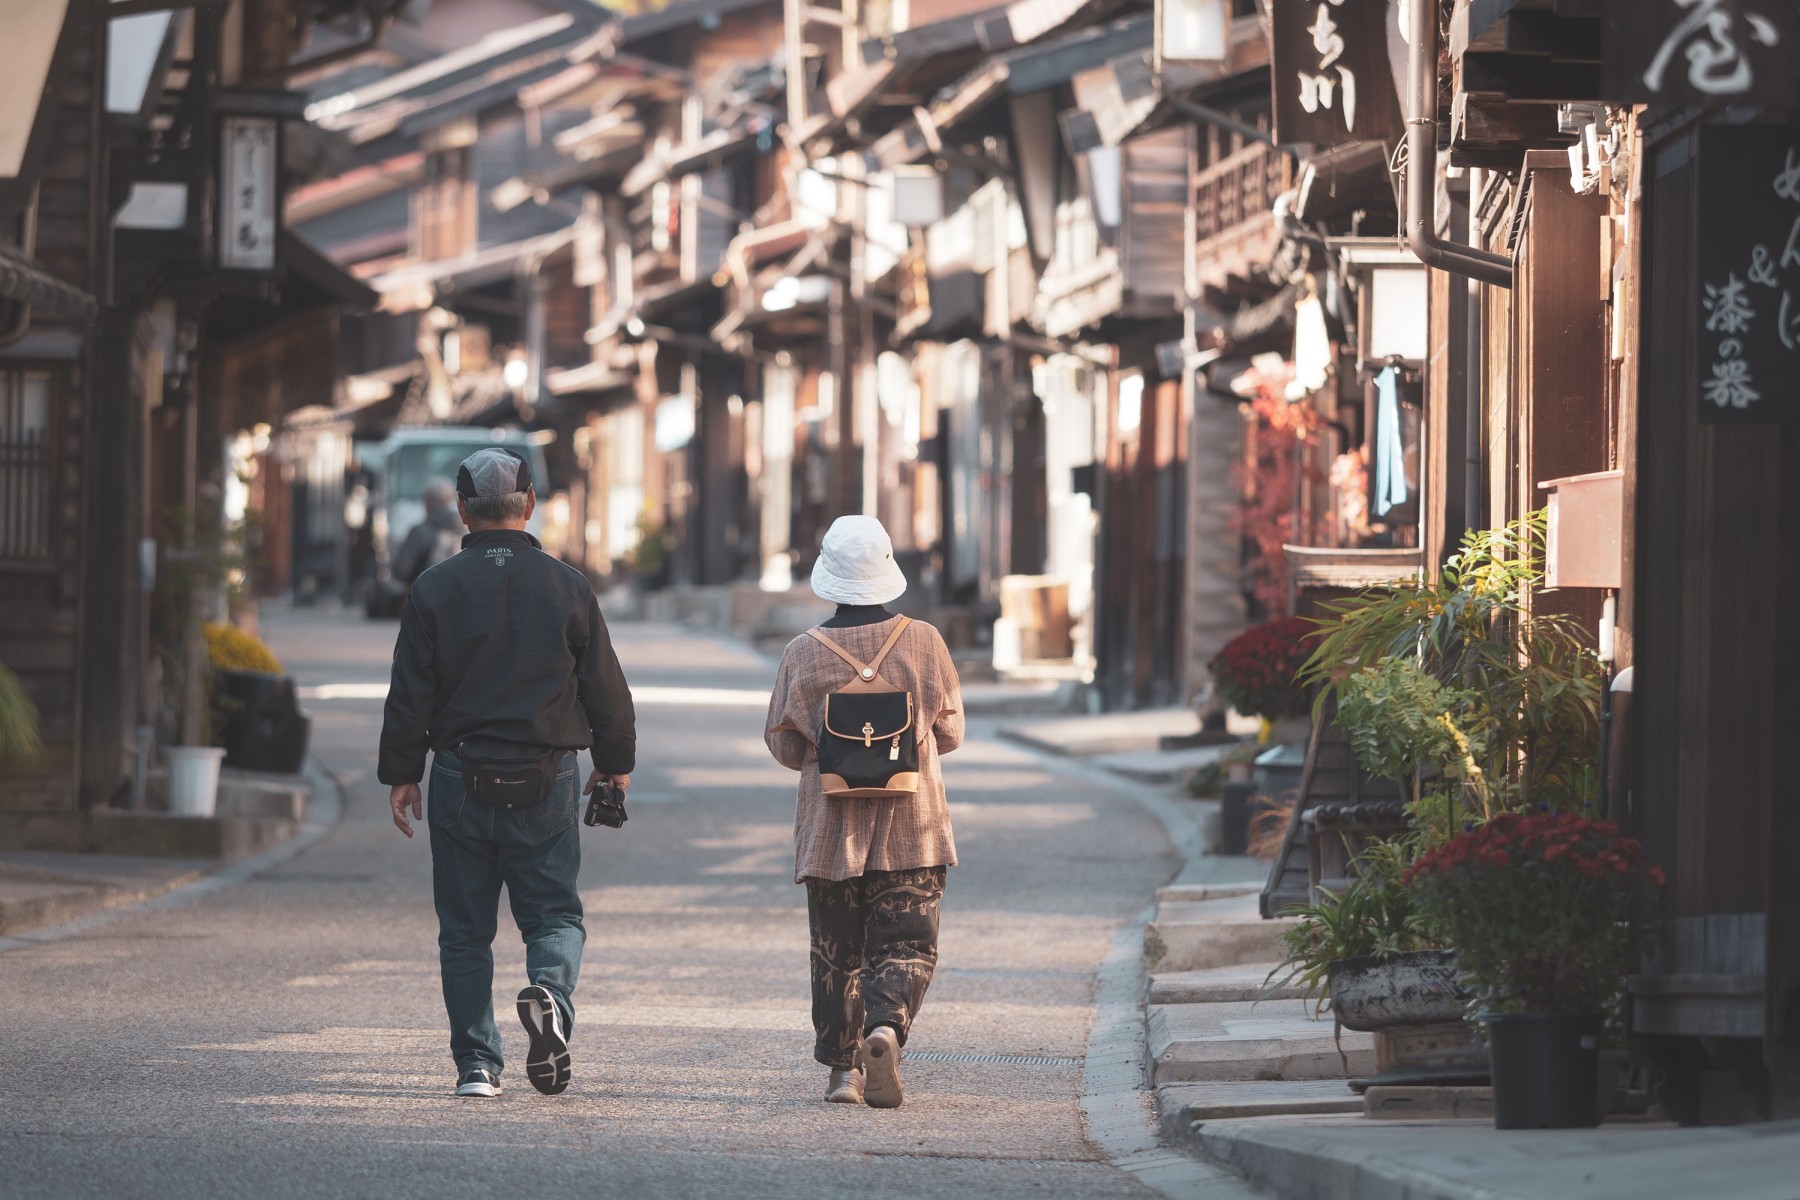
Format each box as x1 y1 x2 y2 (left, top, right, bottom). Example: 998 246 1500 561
859 1026 904 1109
455 1072 501 1098
517 985 572 1096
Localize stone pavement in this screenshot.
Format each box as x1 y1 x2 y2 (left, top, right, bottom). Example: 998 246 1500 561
0 605 1264 1200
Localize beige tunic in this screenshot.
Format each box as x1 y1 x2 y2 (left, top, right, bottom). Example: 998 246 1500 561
765 616 963 883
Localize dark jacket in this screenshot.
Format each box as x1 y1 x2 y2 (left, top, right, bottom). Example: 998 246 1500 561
377 529 635 785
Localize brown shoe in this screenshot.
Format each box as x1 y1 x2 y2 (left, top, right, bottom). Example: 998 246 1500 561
825 1066 865 1104
859 1025 904 1108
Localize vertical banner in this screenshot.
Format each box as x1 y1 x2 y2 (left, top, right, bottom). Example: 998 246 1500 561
1694 124 1800 423
1270 0 1403 147
1605 0 1797 109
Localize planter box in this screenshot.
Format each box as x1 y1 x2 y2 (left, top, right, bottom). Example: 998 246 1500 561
216 670 310 774
1329 950 1469 1031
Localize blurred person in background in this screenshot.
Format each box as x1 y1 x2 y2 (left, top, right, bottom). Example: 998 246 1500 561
392 479 462 587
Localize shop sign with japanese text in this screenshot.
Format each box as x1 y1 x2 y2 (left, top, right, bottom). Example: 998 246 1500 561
1605 0 1797 108
1694 124 1800 423
1270 0 1402 147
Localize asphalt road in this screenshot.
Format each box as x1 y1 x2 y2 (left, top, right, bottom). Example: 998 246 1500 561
1 606 1184 1200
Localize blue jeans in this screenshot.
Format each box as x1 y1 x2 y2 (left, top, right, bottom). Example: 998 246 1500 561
428 749 584 1076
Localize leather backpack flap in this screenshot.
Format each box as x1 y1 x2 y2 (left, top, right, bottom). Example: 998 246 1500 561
808 619 923 797
822 690 914 746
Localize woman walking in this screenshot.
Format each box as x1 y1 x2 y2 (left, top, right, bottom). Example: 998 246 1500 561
765 515 963 1108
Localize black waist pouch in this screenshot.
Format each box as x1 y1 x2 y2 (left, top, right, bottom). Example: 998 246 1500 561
459 743 563 811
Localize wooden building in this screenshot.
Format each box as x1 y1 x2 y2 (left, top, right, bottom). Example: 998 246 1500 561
0 0 375 841
1304 0 1800 1123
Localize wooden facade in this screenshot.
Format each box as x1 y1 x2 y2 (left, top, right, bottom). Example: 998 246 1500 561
1400 0 1800 1123
0 0 378 836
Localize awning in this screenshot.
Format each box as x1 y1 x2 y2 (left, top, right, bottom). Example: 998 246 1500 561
545 359 635 401
0 236 95 320
368 226 579 312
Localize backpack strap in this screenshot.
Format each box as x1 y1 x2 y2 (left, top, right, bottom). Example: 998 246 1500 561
866 616 912 677
806 628 874 678
806 616 912 684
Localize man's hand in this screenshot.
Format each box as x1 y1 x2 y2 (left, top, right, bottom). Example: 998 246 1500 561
390 783 423 837
583 771 630 797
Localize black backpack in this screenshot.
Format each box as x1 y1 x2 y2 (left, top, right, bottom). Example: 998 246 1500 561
807 618 920 799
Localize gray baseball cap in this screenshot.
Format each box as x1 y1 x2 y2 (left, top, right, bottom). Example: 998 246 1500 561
455 447 533 499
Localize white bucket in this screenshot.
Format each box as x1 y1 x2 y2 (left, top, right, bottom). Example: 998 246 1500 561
165 746 226 817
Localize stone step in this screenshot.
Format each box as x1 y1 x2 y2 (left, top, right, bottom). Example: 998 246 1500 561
1147 892 1296 972
1154 882 1262 905
1147 1000 1375 1085
1363 1085 1494 1121
1149 961 1302 1005
1157 1080 1365 1151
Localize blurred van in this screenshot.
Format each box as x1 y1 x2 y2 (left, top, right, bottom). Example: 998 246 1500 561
361 427 551 617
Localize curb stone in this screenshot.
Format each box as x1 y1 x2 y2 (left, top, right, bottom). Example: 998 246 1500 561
0 757 344 954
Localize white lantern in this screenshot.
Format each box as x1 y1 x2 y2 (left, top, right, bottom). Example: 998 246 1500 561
1155 0 1228 71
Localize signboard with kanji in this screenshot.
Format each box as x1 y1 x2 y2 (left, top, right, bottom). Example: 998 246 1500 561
1605 0 1798 109
1270 0 1403 147
1694 124 1800 423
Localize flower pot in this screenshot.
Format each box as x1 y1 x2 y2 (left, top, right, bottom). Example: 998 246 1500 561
1484 1011 1604 1129
165 746 226 817
1330 951 1469 1031
1271 713 1312 749
216 669 310 774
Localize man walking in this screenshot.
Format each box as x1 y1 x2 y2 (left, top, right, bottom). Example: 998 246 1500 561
378 447 635 1099
390 478 463 587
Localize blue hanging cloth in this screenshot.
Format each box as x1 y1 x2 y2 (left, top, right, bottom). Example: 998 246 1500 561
1373 366 1408 517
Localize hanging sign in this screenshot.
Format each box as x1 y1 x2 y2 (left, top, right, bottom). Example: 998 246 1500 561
1693 124 1800 423
1604 0 1797 109
218 115 278 272
1270 0 1402 147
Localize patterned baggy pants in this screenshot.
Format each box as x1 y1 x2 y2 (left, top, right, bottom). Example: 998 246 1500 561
803 865 947 1069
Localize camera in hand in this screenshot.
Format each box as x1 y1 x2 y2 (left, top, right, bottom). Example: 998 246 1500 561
584 782 628 828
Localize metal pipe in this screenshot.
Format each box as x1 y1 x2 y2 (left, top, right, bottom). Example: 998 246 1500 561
1463 168 1487 532
1405 0 1512 288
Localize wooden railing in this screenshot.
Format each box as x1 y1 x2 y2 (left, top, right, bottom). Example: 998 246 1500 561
1193 141 1292 245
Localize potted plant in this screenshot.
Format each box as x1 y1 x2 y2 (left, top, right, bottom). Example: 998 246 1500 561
158 507 242 817
1209 616 1315 740
1266 841 1479 1086
206 624 310 774
1266 841 1438 1017
1405 810 1664 1128
1301 514 1601 826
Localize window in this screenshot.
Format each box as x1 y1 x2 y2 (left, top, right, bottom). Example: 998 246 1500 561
0 367 53 560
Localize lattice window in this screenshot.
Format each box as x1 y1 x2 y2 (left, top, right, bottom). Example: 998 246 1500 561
0 367 53 560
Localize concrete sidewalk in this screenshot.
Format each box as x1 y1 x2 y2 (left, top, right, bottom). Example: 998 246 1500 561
0 851 208 936
0 766 314 936
1119 748 1800 1199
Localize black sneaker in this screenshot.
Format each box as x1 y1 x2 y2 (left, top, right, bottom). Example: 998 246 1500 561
517 984 572 1095
455 1067 501 1098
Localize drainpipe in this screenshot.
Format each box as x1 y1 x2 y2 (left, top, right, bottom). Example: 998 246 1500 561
1406 0 1512 288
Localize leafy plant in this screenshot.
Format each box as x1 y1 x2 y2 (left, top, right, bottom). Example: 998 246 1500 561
1301 514 1600 814
1405 811 1663 1015
0 663 40 765
1336 658 1492 832
1265 839 1436 1012
157 506 247 746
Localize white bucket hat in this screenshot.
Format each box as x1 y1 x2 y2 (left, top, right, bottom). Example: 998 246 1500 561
811 516 907 606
